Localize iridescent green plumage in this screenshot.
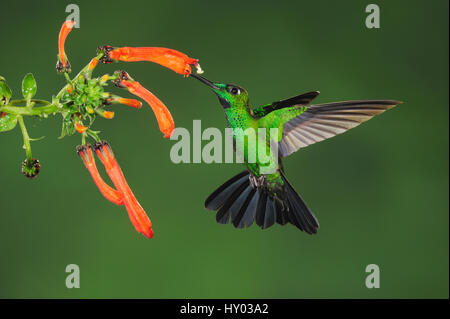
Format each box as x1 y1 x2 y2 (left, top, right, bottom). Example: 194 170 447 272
191 74 401 233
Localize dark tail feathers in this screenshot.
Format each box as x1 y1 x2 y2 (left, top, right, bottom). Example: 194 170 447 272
204 171 319 234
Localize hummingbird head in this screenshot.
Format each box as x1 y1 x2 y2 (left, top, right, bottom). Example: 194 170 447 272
190 74 248 109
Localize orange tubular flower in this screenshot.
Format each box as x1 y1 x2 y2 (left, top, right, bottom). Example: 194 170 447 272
101 111 115 119
88 57 99 71
115 71 174 138
100 74 110 83
77 145 123 205
85 57 99 77
75 122 88 133
56 20 75 72
113 98 143 109
100 46 203 76
94 141 153 238
124 80 174 138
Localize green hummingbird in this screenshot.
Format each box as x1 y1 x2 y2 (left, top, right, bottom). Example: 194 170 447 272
191 74 401 234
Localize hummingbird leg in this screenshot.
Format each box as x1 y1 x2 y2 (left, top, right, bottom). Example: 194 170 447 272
249 175 257 189
257 176 265 187
249 175 290 212
249 174 266 189
274 196 288 212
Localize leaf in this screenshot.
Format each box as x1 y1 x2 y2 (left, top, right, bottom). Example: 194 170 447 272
0 113 18 132
0 81 12 102
59 113 75 139
22 73 37 99
29 136 45 142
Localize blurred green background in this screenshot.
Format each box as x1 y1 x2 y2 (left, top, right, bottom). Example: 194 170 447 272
0 0 448 298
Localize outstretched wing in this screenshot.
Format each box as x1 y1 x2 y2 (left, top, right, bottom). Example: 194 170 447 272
252 91 320 118
279 100 402 157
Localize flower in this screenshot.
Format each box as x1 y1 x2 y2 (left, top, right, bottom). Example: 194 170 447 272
114 71 174 138
112 97 143 109
77 142 153 238
103 93 143 109
101 111 115 119
100 74 110 84
85 57 99 77
22 158 40 179
77 145 122 205
99 46 203 76
74 122 88 133
94 141 153 238
56 20 75 73
87 57 99 71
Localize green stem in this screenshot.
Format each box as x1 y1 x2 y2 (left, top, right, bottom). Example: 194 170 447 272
0 104 58 116
10 99 51 106
86 129 101 142
17 116 32 161
64 72 72 85
25 94 33 111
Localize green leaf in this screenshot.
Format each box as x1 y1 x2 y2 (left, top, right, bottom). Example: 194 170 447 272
0 81 12 102
0 113 18 132
59 113 75 139
22 73 37 99
29 136 45 142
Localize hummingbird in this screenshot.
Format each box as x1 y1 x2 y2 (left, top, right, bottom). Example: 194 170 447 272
190 73 401 234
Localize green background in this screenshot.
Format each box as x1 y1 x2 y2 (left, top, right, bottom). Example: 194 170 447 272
0 0 448 298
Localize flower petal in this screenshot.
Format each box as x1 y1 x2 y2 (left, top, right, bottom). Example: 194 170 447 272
122 79 174 138
108 47 199 76
57 20 75 72
112 97 143 109
77 145 123 205
75 122 88 133
94 141 153 238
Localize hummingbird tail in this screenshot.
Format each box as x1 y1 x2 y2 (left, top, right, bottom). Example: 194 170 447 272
205 171 256 228
280 171 320 234
204 170 319 234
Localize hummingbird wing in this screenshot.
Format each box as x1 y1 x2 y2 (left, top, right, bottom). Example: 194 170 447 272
251 91 320 118
279 100 402 157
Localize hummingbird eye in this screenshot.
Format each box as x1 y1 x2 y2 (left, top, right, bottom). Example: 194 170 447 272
227 86 241 95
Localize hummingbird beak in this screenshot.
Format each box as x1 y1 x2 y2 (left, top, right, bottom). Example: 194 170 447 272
190 73 220 90
190 74 231 109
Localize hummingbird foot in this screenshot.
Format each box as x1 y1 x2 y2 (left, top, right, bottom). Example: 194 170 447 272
249 174 265 189
274 195 289 212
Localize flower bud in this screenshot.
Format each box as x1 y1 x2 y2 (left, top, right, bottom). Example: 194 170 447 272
22 158 40 179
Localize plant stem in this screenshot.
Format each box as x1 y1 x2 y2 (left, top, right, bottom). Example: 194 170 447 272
17 116 32 161
10 99 51 106
87 129 101 142
25 94 33 111
0 104 58 116
64 72 72 85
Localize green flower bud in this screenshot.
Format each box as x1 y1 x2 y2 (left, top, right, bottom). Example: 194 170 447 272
22 73 37 99
22 158 40 179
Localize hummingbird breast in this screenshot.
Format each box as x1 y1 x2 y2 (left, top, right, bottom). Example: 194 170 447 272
224 107 254 130
224 107 279 178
